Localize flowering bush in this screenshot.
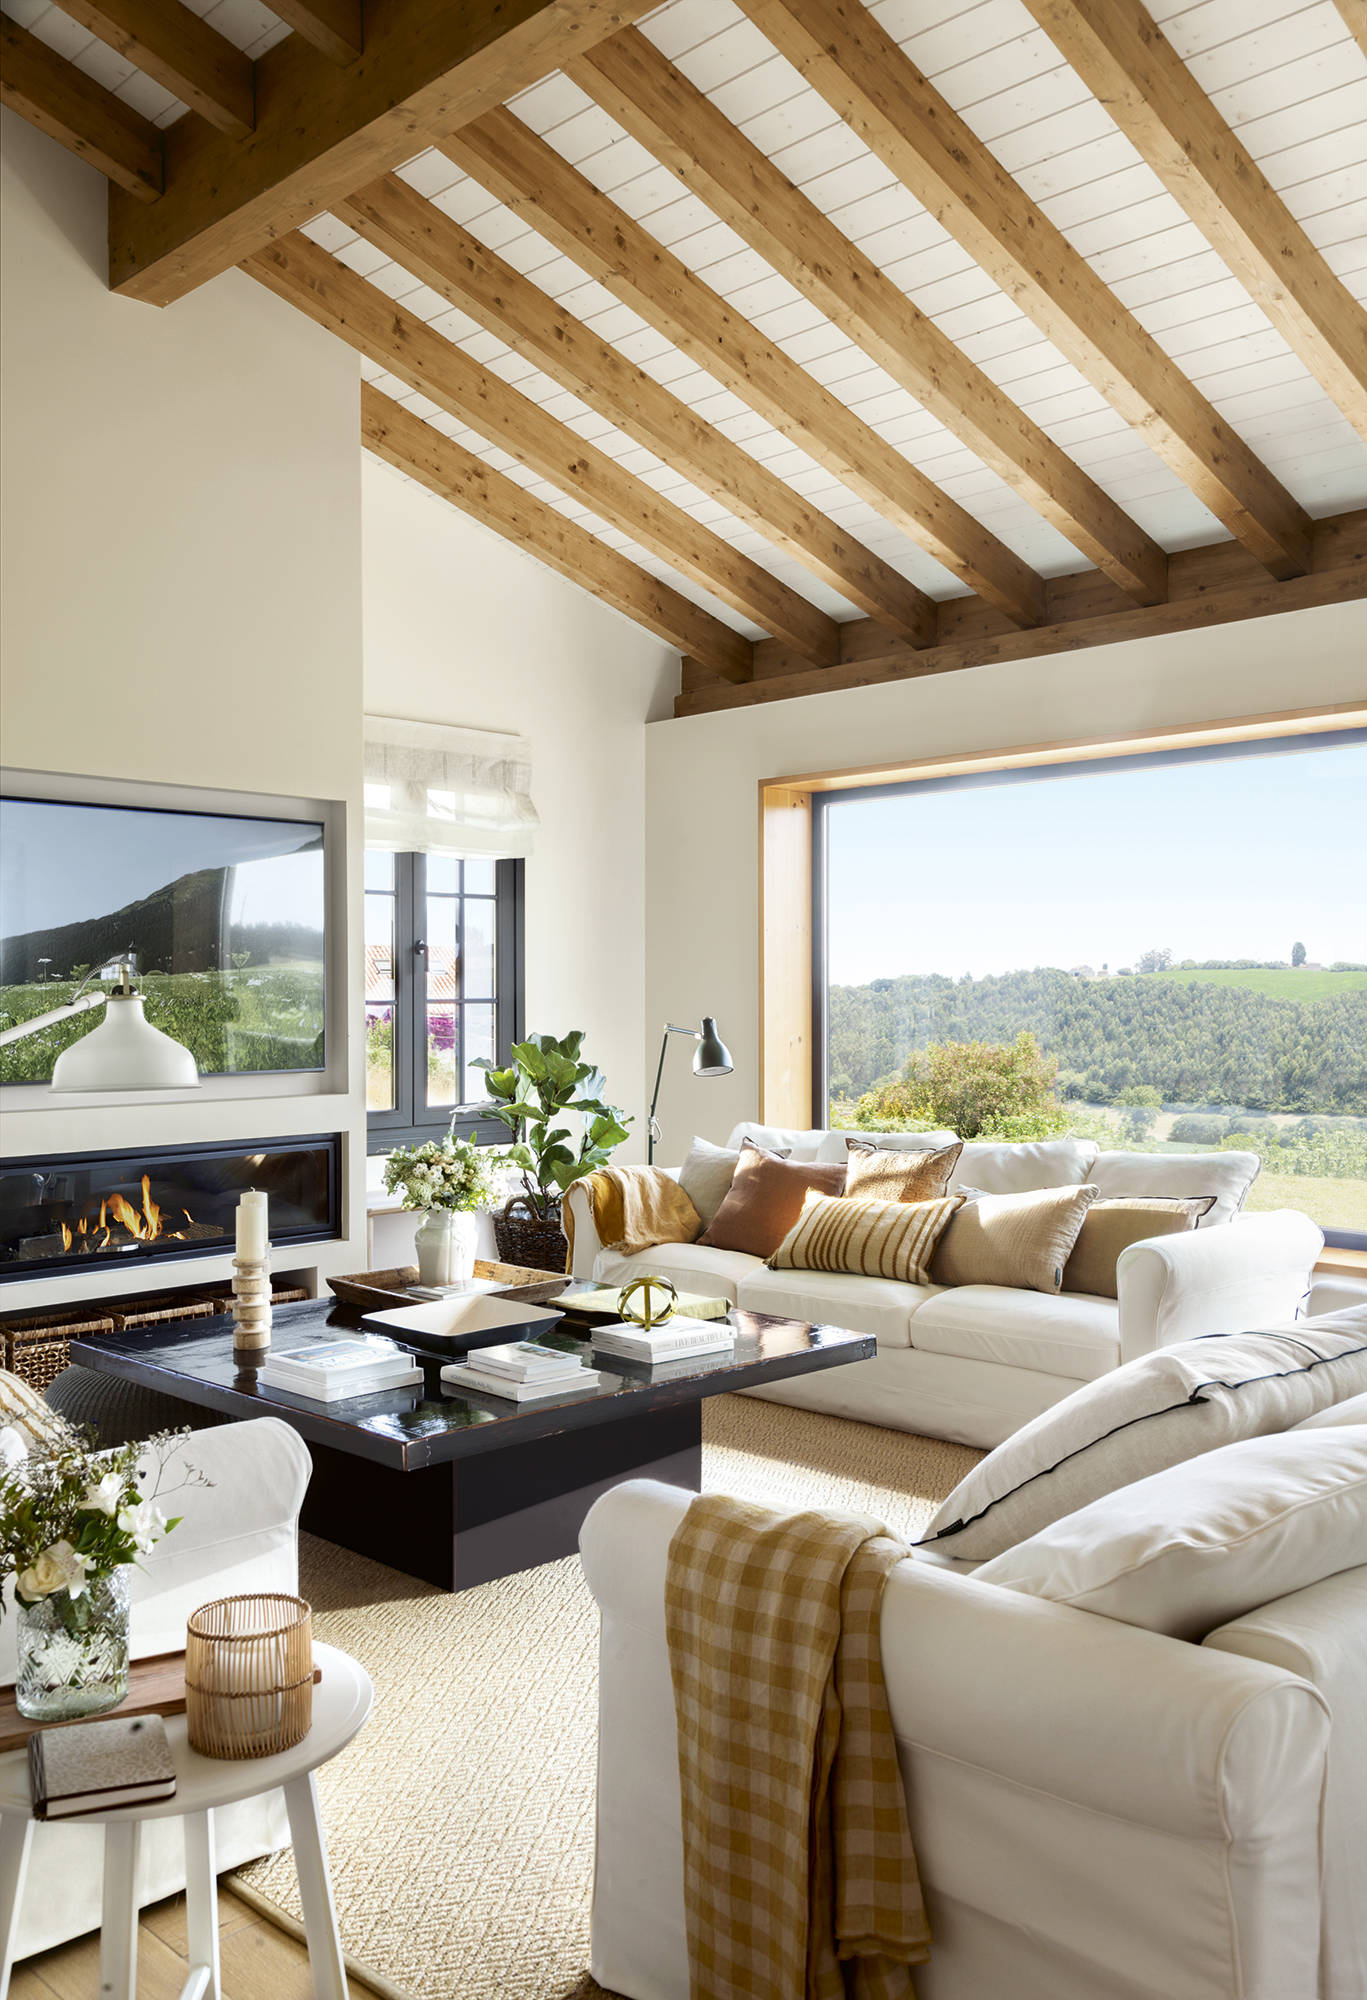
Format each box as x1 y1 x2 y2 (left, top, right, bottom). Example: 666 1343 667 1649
0 1421 204 1612
383 1133 504 1213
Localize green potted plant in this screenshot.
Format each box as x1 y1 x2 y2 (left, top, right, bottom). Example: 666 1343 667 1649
473 1031 631 1269
383 1134 503 1286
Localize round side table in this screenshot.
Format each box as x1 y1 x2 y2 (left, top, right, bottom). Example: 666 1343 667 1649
0 1639 372 2000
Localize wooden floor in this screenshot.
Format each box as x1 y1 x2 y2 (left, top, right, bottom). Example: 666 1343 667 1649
12 1884 382 1998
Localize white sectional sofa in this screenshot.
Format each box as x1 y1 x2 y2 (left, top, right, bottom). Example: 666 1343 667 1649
564 1124 1323 1449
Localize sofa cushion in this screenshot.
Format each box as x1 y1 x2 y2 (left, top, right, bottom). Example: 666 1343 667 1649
1297 1391 1367 1430
974 1428 1367 1641
908 1285 1120 1381
593 1242 762 1303
768 1189 963 1286
843 1137 963 1203
949 1138 1098 1195
931 1183 1099 1295
1089 1149 1259 1225
699 1144 846 1257
725 1121 825 1163
1062 1195 1215 1297
919 1320 1367 1561
678 1134 787 1228
736 1265 940 1349
814 1128 958 1164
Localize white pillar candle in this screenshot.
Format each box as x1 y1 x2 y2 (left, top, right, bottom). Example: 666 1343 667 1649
236 1189 269 1261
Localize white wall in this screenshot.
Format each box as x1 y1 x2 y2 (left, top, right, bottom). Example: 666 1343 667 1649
643 602 1367 1147
361 454 678 1155
0 109 366 1309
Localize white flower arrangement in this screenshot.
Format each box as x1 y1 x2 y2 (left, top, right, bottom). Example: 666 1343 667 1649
383 1134 505 1214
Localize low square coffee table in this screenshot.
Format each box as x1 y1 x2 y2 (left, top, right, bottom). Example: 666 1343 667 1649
70 1299 874 1592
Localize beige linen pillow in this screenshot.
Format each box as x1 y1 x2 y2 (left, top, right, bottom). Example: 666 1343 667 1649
1062 1195 1216 1297
974 1429 1367 1641
843 1137 962 1204
699 1142 847 1258
918 1320 1367 1562
769 1190 963 1285
930 1183 1099 1295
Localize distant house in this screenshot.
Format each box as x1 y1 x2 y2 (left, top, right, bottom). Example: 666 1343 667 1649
1069 965 1097 980
1298 961 1324 971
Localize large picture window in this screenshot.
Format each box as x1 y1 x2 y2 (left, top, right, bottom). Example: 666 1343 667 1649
814 729 1367 1247
364 852 523 1148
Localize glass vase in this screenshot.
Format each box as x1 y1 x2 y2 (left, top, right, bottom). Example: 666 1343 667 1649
15 1569 131 1721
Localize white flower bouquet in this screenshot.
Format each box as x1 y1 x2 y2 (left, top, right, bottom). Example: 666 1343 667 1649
383 1134 505 1214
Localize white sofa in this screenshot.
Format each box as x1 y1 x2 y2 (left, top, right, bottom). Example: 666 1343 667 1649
1 1416 310 1959
565 1125 1323 1449
583 1449 1366 2000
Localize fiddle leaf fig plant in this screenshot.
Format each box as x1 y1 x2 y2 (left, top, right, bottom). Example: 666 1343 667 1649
471 1031 631 1218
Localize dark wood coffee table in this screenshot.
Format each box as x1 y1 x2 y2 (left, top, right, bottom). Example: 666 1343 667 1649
70 1299 874 1591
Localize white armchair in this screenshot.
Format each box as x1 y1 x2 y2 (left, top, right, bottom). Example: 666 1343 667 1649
2 1416 310 1960
1117 1209 1323 1363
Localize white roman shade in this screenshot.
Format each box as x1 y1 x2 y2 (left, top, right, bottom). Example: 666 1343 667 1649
363 716 538 858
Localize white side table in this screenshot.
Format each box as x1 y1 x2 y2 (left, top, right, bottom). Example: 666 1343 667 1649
0 1640 372 2000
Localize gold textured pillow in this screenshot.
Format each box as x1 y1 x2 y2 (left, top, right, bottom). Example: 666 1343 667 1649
768 1190 965 1285
843 1137 963 1204
931 1184 1100 1295
1062 1195 1217 1298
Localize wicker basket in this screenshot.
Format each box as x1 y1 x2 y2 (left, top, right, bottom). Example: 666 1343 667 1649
2 1310 116 1391
186 1592 314 1759
491 1196 569 1275
110 1293 217 1332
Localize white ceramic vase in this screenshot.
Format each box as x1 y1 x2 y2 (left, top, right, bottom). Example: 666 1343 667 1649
415 1209 478 1286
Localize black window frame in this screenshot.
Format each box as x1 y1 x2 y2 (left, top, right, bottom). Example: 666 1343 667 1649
811 726 1367 1252
366 853 524 1152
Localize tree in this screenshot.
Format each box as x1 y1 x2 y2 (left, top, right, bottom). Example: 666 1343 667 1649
1137 947 1173 973
1118 1084 1162 1140
1292 941 1307 967
851 1031 1067 1138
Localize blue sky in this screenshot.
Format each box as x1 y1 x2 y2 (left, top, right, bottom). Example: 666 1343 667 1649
827 737 1367 985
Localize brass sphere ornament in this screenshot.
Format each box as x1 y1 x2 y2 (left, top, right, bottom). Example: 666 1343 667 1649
618 1274 678 1330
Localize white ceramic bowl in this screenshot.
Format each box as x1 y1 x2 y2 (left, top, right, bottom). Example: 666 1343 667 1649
359 1294 567 1352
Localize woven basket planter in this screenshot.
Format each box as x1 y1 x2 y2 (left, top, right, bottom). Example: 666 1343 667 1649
492 1197 568 1276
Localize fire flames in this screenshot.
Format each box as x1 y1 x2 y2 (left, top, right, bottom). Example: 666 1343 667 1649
58 1175 200 1254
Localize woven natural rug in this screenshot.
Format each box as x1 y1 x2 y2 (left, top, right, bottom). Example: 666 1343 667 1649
232 1394 980 2000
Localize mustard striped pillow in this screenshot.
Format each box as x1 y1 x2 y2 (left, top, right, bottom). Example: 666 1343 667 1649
768 1189 965 1284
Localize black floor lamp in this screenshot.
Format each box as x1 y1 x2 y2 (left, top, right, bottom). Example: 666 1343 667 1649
648 1017 733 1164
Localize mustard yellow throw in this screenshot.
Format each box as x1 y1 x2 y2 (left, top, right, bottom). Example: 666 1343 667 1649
562 1166 702 1272
666 1494 931 2000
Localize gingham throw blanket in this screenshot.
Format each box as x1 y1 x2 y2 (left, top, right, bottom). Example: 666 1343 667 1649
665 1494 931 2000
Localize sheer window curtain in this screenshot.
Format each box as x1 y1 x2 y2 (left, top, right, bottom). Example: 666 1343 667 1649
363 716 538 857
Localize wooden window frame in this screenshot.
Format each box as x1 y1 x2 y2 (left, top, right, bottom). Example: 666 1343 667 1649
366 852 524 1152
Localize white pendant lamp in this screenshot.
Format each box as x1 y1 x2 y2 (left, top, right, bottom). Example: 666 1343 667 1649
0 957 200 1092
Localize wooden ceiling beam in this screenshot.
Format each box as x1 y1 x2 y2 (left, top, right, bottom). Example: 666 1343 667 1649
338 173 933 646
50 0 254 136
736 0 1315 582
362 386 755 679
266 0 361 67
246 234 825 664
571 30 1168 609
0 15 162 199
676 510 1367 717
107 0 662 305
1020 0 1367 442
442 112 1048 630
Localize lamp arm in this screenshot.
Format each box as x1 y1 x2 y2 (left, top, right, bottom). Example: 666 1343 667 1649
647 1026 697 1167
0 990 107 1048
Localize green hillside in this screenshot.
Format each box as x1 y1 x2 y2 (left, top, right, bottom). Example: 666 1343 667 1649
1155 967 1367 1002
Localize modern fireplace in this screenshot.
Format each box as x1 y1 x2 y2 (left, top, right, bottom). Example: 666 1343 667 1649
0 1135 340 1281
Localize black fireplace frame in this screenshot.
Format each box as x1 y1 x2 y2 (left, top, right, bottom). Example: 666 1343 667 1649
0 1132 342 1282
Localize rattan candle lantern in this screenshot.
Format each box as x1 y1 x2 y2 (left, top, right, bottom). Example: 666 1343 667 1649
186 1593 314 1759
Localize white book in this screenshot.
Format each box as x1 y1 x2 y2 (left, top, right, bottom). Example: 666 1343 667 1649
468 1340 585 1380
441 1362 601 1403
593 1331 734 1363
260 1362 423 1402
268 1336 410 1380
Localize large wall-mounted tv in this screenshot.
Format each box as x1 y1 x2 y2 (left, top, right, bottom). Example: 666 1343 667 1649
0 796 326 1085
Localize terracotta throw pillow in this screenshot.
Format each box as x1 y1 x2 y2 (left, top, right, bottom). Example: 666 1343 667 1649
843 1137 963 1204
930 1183 1100 1296
699 1141 846 1258
769 1190 964 1285
1062 1195 1216 1298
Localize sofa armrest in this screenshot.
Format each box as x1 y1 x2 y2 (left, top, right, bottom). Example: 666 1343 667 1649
581 1479 1329 2000
1116 1208 1322 1364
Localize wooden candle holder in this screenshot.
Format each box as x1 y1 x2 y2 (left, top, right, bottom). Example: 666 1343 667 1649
231 1250 272 1362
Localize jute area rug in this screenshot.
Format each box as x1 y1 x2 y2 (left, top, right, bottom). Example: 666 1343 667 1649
232 1394 981 2000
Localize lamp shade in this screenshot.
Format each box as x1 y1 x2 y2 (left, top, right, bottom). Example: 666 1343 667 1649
50 993 200 1092
692 1017 733 1078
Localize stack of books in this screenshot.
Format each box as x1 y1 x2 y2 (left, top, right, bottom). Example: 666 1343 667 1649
29 1714 177 1820
258 1335 423 1402
441 1340 601 1402
592 1314 735 1365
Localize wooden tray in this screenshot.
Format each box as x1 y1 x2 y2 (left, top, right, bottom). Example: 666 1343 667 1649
328 1260 568 1312
0 1650 188 1755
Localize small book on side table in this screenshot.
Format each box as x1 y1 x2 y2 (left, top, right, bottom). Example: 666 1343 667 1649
29 1712 177 1820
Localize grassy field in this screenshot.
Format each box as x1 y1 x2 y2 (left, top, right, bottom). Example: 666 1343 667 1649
1244 1172 1367 1233
1154 967 1367 1001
